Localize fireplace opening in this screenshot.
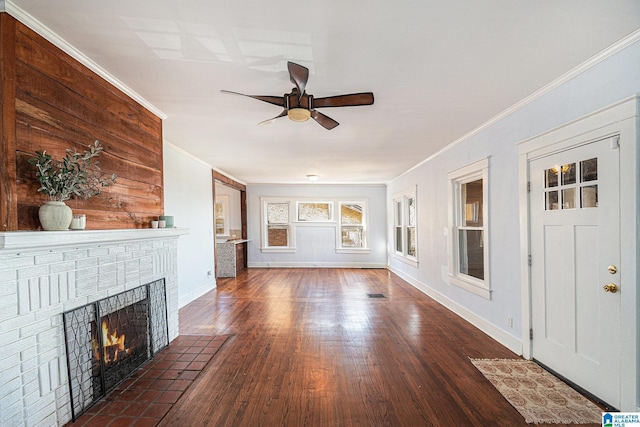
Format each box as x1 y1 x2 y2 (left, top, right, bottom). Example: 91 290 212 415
63 280 169 421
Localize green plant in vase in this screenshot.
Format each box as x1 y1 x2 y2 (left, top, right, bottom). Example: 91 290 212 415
28 140 117 230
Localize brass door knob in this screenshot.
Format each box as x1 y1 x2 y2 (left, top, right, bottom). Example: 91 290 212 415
603 283 618 293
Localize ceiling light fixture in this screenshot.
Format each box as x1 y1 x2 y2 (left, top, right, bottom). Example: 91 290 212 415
288 108 311 122
306 174 318 182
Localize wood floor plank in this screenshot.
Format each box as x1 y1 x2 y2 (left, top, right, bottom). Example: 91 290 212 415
160 268 599 427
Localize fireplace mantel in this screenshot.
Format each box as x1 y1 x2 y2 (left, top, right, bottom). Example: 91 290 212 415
0 227 188 251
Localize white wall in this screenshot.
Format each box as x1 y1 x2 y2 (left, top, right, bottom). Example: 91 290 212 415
387 37 640 354
247 184 387 268
163 142 216 307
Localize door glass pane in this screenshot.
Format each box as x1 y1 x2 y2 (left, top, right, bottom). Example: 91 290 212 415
341 226 363 248
407 227 416 257
546 191 559 210
458 229 484 280
562 188 576 209
581 185 598 208
545 168 558 188
461 179 483 227
267 203 289 224
268 226 288 246
561 163 576 185
580 158 597 182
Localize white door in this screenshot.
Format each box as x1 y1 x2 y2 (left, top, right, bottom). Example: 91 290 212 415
530 135 620 408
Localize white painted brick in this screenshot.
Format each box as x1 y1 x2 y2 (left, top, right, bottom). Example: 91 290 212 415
75 266 98 280
28 280 41 311
0 268 17 283
0 376 21 400
1 327 20 346
63 249 88 261
108 245 125 254
0 365 21 387
34 253 63 265
18 319 49 339
0 280 17 298
3 411 26 427
3 336 35 357
22 372 40 399
88 247 109 257
75 257 98 270
38 364 51 395
33 305 59 322
20 354 38 374
98 272 117 290
32 412 57 427
50 261 75 274
116 251 133 262
0 352 20 371
17 265 49 280
0 254 35 269
0 291 18 311
0 390 23 421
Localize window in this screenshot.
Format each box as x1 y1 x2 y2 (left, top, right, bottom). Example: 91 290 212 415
448 158 490 299
544 158 598 210
261 197 369 253
393 188 417 265
214 195 229 236
262 201 295 252
297 202 332 221
337 201 368 251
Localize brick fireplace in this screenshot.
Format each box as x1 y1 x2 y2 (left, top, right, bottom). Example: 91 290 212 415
0 228 187 427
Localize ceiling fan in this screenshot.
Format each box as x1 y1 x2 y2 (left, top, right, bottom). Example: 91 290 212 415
221 62 374 130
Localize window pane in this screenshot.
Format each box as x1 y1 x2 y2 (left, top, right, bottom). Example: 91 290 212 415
395 201 402 226
341 204 363 224
581 185 598 208
562 188 576 209
298 203 331 221
546 191 559 210
581 158 597 182
267 203 289 224
395 227 402 252
407 227 416 257
341 226 363 248
459 229 484 280
268 226 288 246
407 197 416 226
461 179 483 227
545 168 558 188
561 163 576 185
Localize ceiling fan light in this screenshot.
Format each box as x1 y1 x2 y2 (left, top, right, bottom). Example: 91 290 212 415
288 108 311 122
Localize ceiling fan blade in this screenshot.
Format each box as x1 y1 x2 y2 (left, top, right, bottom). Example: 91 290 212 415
287 62 309 97
220 90 285 107
310 110 339 130
258 109 288 126
313 92 374 108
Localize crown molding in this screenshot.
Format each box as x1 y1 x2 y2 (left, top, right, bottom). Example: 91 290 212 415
3 1 167 120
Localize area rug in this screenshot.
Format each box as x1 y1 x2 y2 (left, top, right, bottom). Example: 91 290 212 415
470 358 602 424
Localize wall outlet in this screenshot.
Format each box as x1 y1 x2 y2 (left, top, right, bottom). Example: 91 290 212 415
507 316 513 327
207 270 212 278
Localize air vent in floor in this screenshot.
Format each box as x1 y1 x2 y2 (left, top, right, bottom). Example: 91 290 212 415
367 293 386 298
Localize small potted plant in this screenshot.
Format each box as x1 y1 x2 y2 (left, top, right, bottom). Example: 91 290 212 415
28 140 117 230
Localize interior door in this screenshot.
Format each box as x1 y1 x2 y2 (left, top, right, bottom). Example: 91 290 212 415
529 135 620 408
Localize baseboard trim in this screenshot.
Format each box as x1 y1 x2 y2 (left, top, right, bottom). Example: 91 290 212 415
248 262 387 269
389 266 522 355
178 280 217 308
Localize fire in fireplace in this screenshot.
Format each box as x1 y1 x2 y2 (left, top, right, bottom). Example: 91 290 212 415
63 280 168 420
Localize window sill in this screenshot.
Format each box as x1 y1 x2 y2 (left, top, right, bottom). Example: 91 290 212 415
449 275 491 299
336 248 371 254
260 247 296 253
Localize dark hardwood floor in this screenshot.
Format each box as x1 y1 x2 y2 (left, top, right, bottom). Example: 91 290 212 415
160 268 599 427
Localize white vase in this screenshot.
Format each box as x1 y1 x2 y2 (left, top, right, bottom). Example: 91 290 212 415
39 201 72 231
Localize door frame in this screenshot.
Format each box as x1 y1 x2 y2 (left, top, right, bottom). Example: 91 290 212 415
517 95 639 411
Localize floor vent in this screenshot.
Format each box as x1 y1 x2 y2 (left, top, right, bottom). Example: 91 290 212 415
367 293 386 298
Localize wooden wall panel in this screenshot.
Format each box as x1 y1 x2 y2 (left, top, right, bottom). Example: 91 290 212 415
0 13 164 230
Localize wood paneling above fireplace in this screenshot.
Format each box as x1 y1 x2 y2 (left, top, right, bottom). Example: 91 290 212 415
0 13 164 231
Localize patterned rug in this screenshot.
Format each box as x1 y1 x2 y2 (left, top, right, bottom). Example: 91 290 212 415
470 358 602 424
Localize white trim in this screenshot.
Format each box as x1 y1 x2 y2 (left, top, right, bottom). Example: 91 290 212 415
389 265 522 355
447 158 491 299
518 95 639 411
4 1 167 120
336 248 371 254
178 280 216 308
248 262 387 269
164 141 213 169
394 30 640 183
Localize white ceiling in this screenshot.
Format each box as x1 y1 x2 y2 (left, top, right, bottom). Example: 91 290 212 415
8 1 640 184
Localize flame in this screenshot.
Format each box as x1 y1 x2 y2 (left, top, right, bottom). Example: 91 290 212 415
101 321 126 362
